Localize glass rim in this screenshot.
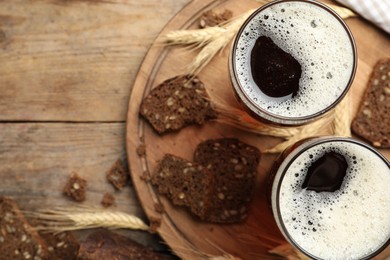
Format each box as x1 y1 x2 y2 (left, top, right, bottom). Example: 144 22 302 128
230 0 358 125
273 136 390 260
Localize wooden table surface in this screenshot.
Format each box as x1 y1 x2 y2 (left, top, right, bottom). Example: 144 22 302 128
0 0 191 254
1 0 389 259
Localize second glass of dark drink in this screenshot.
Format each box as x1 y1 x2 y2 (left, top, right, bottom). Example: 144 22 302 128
229 0 357 125
269 137 390 259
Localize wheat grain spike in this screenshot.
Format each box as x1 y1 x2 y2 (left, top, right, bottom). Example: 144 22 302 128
162 27 226 48
214 103 299 138
327 4 357 19
269 243 311 260
265 114 333 153
187 9 255 75
332 93 352 137
25 206 149 232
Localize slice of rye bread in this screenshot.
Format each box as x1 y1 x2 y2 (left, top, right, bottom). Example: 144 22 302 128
28 217 80 260
139 75 217 134
152 154 214 220
0 196 49 260
77 230 171 260
352 59 390 148
40 231 79 260
193 138 261 223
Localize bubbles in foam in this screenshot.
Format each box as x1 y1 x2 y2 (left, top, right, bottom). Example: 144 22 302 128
234 1 355 118
278 140 390 259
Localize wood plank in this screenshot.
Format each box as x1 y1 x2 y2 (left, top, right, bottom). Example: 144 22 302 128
0 122 131 208
126 0 390 259
0 0 190 121
0 122 169 250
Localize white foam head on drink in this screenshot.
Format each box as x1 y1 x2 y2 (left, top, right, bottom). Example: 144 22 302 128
234 1 355 118
272 139 390 260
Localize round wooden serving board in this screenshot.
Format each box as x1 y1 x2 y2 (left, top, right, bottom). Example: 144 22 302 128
126 0 390 259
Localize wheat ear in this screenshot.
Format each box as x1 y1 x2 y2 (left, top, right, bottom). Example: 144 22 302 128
213 101 299 138
327 3 357 19
265 114 333 153
187 9 255 75
269 243 311 260
332 93 352 137
161 27 227 48
25 206 149 232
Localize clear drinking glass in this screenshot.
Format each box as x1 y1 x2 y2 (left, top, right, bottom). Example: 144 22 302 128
270 136 390 260
229 0 357 126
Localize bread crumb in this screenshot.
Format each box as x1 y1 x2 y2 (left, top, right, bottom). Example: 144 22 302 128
154 202 164 214
140 170 151 182
148 216 161 234
63 172 87 202
136 145 146 157
107 159 129 190
101 193 116 208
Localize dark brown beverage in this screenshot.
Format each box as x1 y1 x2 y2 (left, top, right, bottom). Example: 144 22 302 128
270 137 390 259
229 0 357 125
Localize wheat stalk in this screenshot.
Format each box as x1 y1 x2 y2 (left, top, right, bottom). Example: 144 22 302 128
265 113 333 153
162 27 227 48
332 93 352 137
327 3 357 19
25 206 149 232
188 9 255 75
214 101 299 138
269 243 311 260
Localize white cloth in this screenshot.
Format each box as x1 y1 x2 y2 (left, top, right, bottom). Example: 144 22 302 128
335 0 390 34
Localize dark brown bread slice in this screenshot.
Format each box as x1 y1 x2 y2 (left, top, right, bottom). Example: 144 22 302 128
106 158 129 190
40 231 79 260
193 138 261 223
28 217 80 260
0 196 49 260
352 59 390 148
63 172 87 202
152 154 214 220
77 230 172 260
140 75 217 134
199 9 233 28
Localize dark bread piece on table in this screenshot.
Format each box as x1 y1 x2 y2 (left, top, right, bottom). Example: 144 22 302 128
0 196 49 260
28 217 80 260
63 172 87 202
194 138 261 223
77 229 171 260
140 75 217 134
352 59 390 148
101 192 115 208
40 231 79 260
106 158 129 190
152 154 214 220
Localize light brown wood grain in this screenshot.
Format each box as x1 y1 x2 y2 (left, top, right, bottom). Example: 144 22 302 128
0 0 192 254
0 122 171 249
0 123 131 208
127 0 390 259
0 0 190 121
